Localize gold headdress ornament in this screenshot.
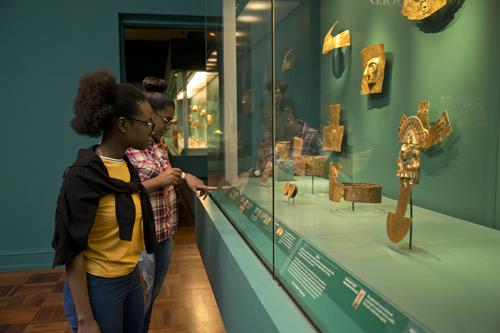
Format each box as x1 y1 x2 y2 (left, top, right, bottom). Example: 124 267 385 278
323 104 344 152
398 100 452 150
387 100 452 243
281 48 296 72
402 0 447 21
322 20 351 55
360 43 386 95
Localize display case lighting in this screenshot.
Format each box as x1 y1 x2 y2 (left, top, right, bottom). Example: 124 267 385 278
176 71 217 100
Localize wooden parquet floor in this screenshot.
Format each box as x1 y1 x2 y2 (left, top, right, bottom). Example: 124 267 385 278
0 226 226 333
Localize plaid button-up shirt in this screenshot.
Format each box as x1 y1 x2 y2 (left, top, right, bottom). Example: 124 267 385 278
126 144 177 242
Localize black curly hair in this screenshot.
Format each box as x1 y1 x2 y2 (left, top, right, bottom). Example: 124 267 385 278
142 76 175 113
71 70 147 137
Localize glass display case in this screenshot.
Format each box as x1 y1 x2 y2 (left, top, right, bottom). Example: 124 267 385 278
207 1 500 332
165 70 221 154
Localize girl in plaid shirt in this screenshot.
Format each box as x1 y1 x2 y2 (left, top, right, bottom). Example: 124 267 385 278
126 77 213 332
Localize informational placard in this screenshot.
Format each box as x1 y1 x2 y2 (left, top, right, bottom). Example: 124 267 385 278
274 221 429 333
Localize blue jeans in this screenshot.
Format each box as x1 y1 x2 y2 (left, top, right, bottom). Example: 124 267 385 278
138 238 173 333
63 268 144 333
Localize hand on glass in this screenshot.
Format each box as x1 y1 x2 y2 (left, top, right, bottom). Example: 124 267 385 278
184 173 218 199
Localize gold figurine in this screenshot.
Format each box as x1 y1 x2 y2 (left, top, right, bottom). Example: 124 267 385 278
402 0 447 21
387 101 452 243
322 20 351 55
323 104 344 152
282 48 296 72
360 43 386 95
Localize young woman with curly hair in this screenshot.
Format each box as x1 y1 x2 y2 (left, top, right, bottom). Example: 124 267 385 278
52 70 159 333
126 77 215 332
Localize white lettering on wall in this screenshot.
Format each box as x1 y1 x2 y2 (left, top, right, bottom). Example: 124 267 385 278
369 0 402 6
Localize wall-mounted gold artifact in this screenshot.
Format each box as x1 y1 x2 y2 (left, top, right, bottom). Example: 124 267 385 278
360 43 385 95
322 20 351 55
387 100 452 243
402 0 447 21
282 48 296 72
323 104 344 152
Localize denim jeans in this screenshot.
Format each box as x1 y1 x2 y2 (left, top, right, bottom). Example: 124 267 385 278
63 268 144 333
138 238 173 333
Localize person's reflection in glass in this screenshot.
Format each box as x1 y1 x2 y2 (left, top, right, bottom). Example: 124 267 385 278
252 86 322 176
282 106 322 157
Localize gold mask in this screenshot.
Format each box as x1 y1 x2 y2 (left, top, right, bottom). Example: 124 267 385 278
322 20 351 55
323 104 344 152
281 48 296 72
402 0 447 21
360 43 385 95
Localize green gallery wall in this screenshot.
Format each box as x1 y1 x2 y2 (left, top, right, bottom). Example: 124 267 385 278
317 0 500 229
0 0 212 271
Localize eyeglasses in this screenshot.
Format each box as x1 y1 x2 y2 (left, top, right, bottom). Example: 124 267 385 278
157 114 173 127
128 118 156 131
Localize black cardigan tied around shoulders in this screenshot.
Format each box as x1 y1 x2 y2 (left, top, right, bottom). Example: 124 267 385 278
51 146 158 267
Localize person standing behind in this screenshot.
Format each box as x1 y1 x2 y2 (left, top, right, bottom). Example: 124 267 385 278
52 70 159 333
126 77 214 332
